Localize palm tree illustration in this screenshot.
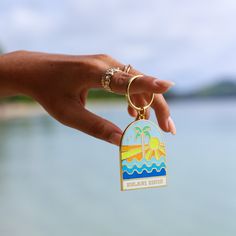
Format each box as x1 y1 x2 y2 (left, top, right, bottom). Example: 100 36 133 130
134 126 151 159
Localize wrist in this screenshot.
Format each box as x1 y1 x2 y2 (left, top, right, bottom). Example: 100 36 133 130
0 50 90 100
0 50 56 99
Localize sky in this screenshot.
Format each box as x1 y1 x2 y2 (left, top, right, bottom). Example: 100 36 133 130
0 0 236 91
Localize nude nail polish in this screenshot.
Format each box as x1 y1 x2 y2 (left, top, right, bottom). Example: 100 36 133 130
155 80 175 87
168 117 176 135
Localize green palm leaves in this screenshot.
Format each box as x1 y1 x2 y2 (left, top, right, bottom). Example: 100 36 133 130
134 125 151 159
134 126 151 140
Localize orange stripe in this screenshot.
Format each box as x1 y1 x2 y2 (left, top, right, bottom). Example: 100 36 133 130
121 145 142 152
126 153 142 162
125 146 150 162
121 144 149 152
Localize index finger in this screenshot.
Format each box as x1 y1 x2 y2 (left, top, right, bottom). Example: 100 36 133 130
110 72 175 95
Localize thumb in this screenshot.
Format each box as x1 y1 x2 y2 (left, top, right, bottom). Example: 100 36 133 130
56 102 123 146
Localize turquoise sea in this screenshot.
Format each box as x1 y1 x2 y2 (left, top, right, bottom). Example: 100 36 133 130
0 99 236 236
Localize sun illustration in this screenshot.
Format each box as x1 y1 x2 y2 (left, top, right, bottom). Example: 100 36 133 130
146 137 166 160
121 136 166 162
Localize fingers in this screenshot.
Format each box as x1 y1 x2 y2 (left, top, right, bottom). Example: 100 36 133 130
149 93 176 135
57 101 123 146
127 105 137 117
126 92 176 134
87 55 176 135
90 54 174 95
110 72 175 95
127 94 150 119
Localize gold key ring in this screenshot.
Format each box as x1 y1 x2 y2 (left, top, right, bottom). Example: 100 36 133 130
126 74 155 112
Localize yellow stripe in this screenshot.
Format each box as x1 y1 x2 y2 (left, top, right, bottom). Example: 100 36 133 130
121 146 142 160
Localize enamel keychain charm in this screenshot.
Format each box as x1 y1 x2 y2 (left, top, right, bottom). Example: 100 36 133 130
119 75 167 191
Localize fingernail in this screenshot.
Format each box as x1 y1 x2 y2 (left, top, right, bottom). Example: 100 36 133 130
168 117 176 135
109 132 122 146
155 80 175 87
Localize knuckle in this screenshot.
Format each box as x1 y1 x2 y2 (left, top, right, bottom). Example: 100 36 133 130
114 73 130 86
116 75 128 87
95 53 111 60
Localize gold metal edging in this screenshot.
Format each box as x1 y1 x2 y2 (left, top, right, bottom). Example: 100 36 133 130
119 119 168 191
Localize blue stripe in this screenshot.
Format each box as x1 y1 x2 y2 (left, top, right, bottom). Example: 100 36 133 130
122 157 166 168
123 168 166 179
122 162 166 174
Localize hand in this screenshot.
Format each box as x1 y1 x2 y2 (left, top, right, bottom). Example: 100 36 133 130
0 51 176 146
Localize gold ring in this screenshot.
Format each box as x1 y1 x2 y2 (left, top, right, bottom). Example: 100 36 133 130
101 67 121 92
126 74 155 111
123 64 132 73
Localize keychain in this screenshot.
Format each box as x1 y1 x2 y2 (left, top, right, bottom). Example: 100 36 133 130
119 75 167 191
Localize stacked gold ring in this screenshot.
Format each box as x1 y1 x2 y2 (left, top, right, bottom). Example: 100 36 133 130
101 64 132 93
101 67 121 92
123 64 132 73
101 65 154 113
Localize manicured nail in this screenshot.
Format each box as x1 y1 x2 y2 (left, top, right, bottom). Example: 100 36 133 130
109 132 122 146
168 117 176 135
155 80 175 87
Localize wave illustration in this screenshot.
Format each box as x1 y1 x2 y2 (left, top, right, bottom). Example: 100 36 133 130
123 168 166 179
122 157 166 169
122 162 166 175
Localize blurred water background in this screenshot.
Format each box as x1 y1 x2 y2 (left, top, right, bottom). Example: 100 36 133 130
0 100 236 236
1 0 236 235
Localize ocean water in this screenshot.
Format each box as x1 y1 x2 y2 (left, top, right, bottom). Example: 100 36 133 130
0 99 236 236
